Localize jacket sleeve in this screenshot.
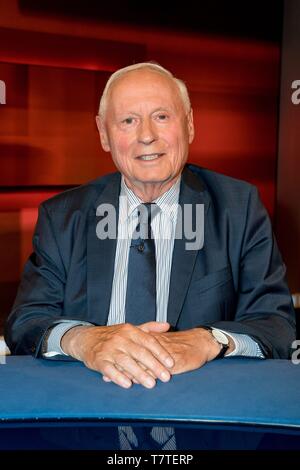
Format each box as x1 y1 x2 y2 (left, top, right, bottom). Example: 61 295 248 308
5 203 74 357
211 186 296 359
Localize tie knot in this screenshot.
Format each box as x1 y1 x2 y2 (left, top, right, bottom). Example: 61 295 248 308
137 203 159 226
135 203 159 239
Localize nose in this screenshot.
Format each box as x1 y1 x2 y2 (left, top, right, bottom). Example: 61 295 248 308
137 118 157 145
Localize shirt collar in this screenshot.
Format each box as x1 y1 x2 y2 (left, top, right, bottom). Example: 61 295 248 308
120 176 181 222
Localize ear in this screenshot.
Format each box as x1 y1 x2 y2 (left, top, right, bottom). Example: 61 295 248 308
95 115 111 152
187 108 195 144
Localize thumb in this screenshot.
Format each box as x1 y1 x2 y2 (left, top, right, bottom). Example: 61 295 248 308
138 321 171 334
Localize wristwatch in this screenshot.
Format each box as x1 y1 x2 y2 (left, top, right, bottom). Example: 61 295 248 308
201 326 229 359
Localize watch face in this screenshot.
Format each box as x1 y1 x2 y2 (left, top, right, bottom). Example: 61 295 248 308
212 329 229 346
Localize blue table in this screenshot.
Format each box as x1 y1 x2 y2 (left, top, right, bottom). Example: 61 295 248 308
0 356 299 449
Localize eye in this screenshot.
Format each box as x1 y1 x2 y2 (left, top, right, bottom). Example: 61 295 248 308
155 113 169 121
122 117 135 125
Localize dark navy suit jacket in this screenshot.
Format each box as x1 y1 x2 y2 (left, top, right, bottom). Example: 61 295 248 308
5 164 296 358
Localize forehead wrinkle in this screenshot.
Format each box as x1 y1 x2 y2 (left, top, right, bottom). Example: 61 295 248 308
106 70 185 116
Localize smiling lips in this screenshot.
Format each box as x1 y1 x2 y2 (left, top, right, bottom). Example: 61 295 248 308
137 153 165 161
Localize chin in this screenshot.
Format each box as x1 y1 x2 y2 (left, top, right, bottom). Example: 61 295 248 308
137 174 171 185
135 168 173 184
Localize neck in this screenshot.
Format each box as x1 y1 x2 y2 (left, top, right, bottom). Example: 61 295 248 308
124 176 179 202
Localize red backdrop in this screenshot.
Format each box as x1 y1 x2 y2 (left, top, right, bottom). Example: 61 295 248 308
0 1 281 328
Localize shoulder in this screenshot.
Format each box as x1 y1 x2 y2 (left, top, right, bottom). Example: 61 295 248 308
186 163 258 208
40 172 120 215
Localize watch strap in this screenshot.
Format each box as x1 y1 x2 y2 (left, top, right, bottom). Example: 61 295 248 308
200 326 229 359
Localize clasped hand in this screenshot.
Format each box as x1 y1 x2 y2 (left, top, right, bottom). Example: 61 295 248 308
61 322 218 389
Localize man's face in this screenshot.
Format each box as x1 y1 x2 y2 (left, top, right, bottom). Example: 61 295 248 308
97 69 194 194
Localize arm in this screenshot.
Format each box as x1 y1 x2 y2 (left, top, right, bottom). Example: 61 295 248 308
128 186 295 378
4 204 69 357
4 204 175 388
211 186 296 358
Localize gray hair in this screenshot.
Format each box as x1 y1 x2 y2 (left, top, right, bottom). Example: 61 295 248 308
98 62 191 120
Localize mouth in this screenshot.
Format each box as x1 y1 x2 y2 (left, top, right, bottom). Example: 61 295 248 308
136 153 164 161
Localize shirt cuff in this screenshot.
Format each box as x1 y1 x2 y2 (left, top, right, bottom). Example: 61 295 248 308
212 328 264 358
43 321 93 358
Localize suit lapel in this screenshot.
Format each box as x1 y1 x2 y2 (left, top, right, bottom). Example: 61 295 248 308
87 173 121 325
167 166 211 328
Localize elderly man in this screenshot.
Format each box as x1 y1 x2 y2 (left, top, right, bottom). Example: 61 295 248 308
5 62 295 447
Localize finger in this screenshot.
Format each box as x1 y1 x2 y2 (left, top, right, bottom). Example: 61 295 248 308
139 321 170 334
119 323 174 369
136 333 174 370
104 366 161 384
138 362 157 380
117 363 153 385
115 354 157 388
101 361 132 389
103 375 111 382
116 364 139 384
129 343 172 383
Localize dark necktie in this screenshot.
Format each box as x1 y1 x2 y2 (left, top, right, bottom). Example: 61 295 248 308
122 204 176 450
125 203 159 325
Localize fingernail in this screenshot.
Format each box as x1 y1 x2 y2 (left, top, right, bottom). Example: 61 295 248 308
161 371 170 382
145 377 156 388
123 379 132 388
165 358 174 367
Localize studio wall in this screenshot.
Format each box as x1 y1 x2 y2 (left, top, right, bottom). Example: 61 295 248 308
276 0 300 295
0 0 283 330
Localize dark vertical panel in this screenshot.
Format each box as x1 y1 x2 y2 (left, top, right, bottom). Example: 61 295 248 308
276 0 300 294
0 212 20 331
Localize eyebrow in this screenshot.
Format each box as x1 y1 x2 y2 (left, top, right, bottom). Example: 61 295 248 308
118 107 172 118
151 107 171 113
